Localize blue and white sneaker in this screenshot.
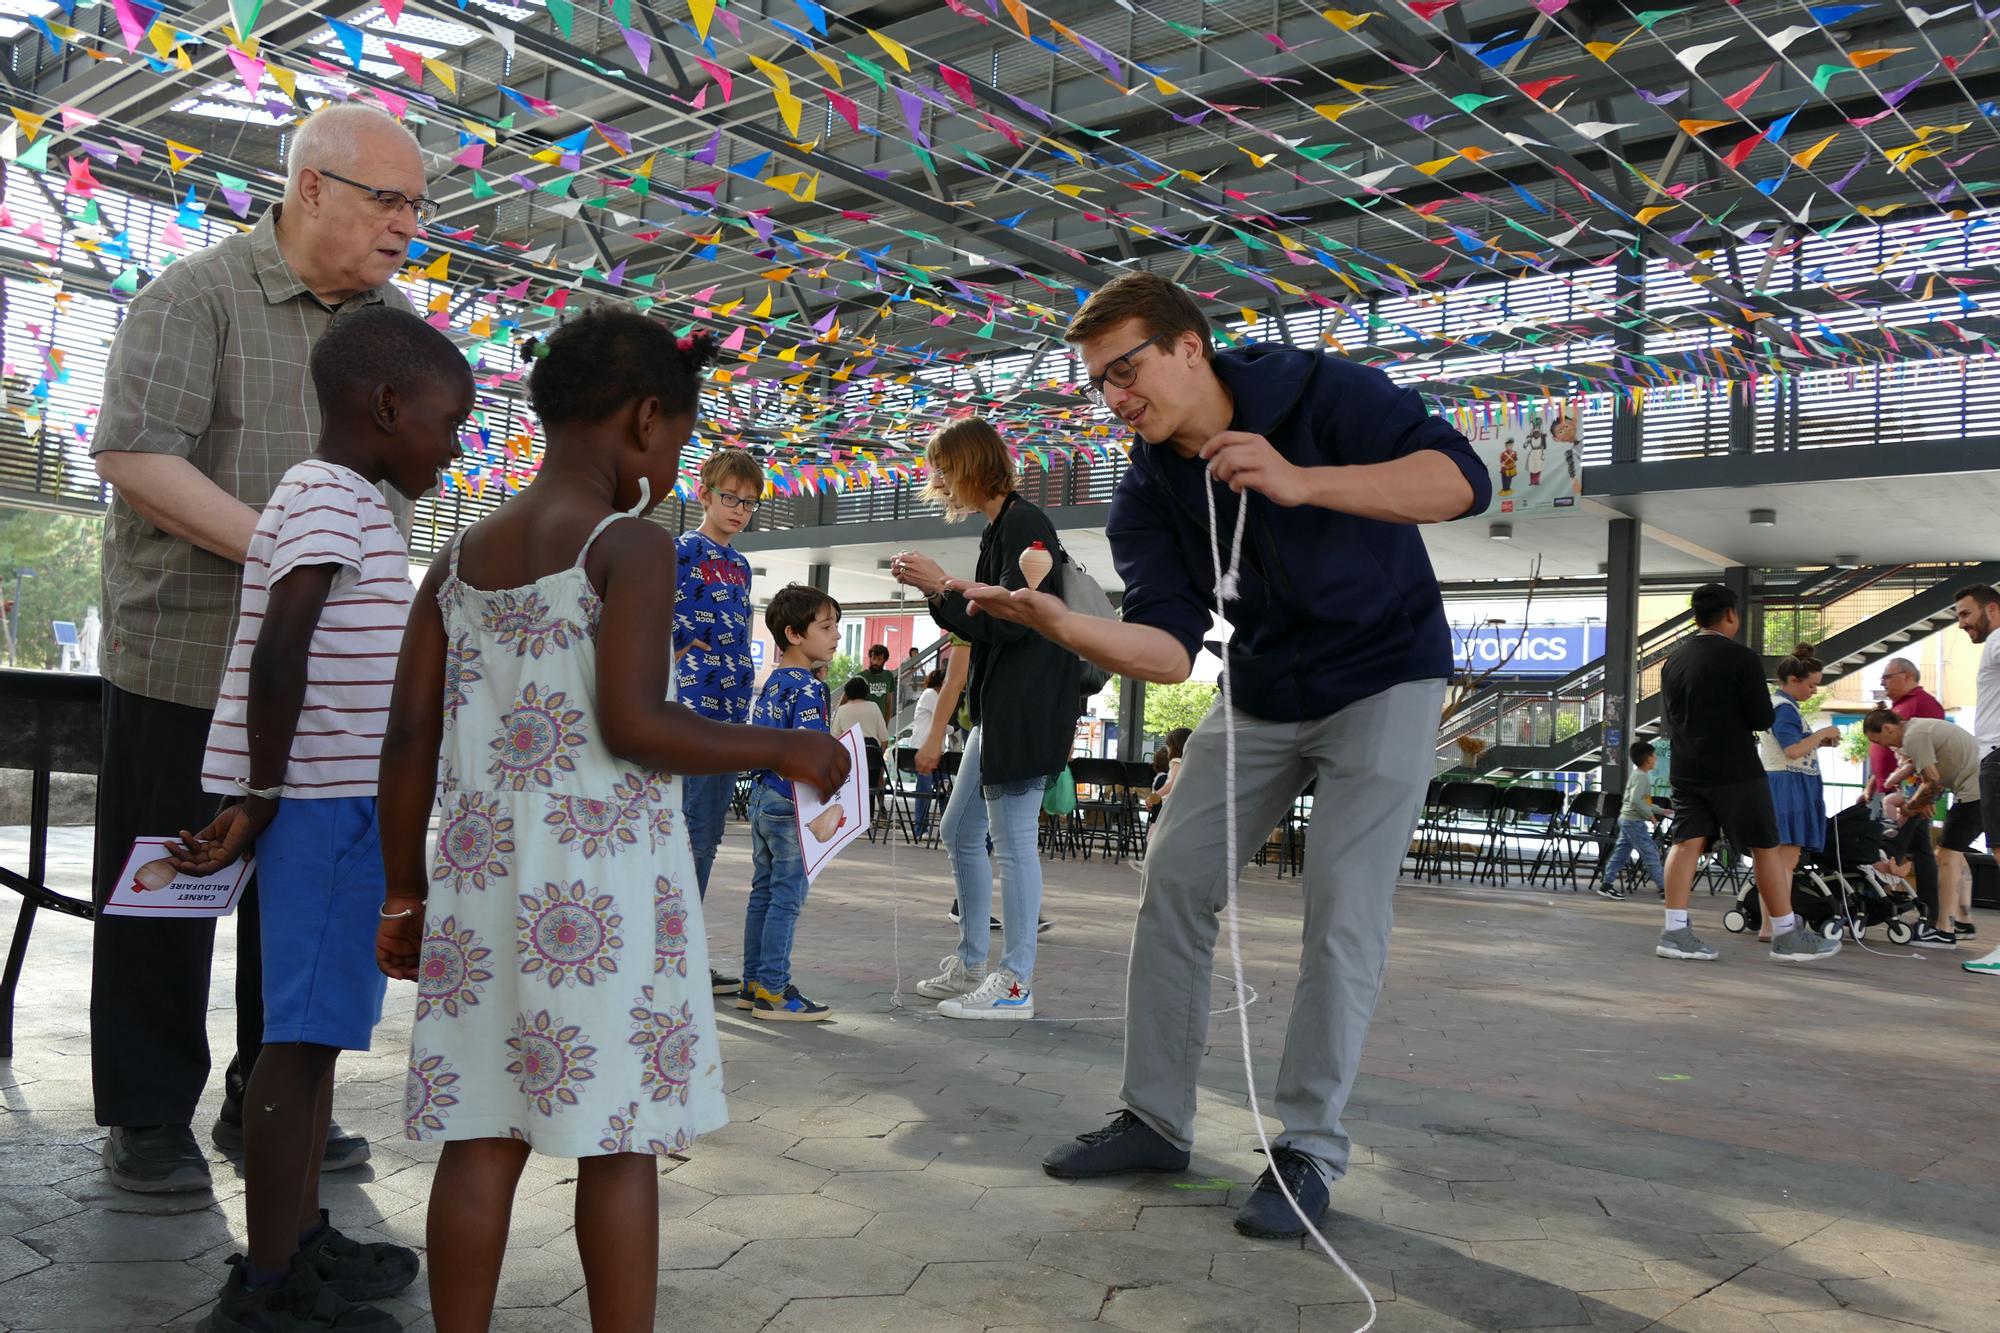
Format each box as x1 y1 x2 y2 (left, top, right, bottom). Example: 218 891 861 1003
937 968 1033 1020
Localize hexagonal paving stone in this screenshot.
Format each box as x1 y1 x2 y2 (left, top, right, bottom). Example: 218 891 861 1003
19 1203 234 1263
605 1269 786 1330
1382 1201 1547 1243
852 1209 1036 1265
762 1295 984 1333
752 1104 903 1139
784 1136 935 1173
1211 1247 1393 1306
1821 1277 2000 1332
1390 1266 1588 1330
905 1260 1109 1325
1100 1280 1301 1333
717 1237 922 1299
1465 1240 1655 1293
822 1168 985 1215
660 1217 750 1270
1134 1203 1292 1252
1029 1228 1204 1286
924 1151 1059 1190
969 1183 1143 1234
0 1235 49 1283
664 1150 832 1197
0 1259 219 1329
690 1191 872 1239
1537 1214 1718 1263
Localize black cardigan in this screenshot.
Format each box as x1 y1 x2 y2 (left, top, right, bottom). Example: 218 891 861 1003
929 493 1083 787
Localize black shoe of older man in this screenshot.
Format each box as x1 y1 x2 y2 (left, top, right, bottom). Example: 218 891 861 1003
1041 1109 1191 1179
215 1086 371 1173
102 1125 212 1194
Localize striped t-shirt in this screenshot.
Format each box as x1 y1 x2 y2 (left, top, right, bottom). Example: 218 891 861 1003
201 459 412 799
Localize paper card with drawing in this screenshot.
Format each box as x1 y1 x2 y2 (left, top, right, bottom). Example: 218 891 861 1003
101 837 254 918
794 727 871 883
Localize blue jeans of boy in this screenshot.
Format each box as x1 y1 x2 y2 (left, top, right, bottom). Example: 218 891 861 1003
744 784 808 992
939 727 1045 982
682 771 734 899
1602 817 1665 891
912 772 936 838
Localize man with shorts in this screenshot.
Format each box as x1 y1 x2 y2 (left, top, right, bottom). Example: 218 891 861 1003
1954 583 2000 976
1862 711 1981 948
1657 583 1840 964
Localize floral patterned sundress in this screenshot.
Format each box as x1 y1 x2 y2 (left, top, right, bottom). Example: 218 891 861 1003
403 513 727 1156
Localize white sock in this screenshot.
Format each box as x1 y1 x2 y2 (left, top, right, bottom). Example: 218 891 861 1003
1665 909 1689 931
1769 913 1797 936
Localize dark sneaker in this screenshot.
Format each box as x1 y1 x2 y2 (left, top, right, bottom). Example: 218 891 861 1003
1597 883 1628 901
751 983 831 1022
103 1125 211 1194
301 1210 418 1302
710 967 741 996
214 1115 370 1174
733 985 756 1012
1234 1148 1332 1239
947 899 962 924
1041 1109 1191 1180
1953 919 1977 939
202 1251 399 1332
1036 916 1055 933
1913 923 1959 949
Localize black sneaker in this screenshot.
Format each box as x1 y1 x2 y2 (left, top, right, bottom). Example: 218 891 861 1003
1955 919 1978 939
947 900 962 924
214 1111 370 1174
733 984 756 1012
750 983 831 1022
1041 1109 1191 1180
710 967 741 996
301 1210 418 1302
103 1125 211 1194
1233 1148 1331 1240
1036 916 1055 933
1913 923 1959 949
203 1250 399 1331
1596 883 1628 900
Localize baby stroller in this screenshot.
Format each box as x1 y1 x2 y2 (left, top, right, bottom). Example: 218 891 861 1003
1721 806 1922 943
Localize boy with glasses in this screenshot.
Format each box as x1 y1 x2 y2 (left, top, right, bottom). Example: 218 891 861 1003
675 448 764 997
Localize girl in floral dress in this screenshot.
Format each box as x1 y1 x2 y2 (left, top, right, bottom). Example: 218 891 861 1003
375 311 849 1333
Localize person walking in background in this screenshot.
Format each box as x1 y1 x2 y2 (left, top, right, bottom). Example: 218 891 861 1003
1758 646 1842 941
1656 583 1839 965
87 102 426 1193
1599 740 1667 901
1954 584 2000 975
858 643 899 723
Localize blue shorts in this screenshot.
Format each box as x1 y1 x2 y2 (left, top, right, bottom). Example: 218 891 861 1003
256 796 389 1050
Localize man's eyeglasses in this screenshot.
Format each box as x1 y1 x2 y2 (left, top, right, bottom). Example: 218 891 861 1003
1083 333 1167 407
714 493 761 513
316 168 439 226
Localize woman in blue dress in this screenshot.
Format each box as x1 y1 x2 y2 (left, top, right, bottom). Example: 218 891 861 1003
1759 645 1843 938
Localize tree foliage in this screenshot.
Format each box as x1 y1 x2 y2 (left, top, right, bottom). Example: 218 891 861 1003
0 510 101 670
1107 675 1217 743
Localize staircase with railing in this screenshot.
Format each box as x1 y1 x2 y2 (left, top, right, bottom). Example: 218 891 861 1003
1437 562 2000 776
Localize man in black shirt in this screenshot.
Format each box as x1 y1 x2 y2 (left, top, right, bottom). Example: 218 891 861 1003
1657 583 1840 964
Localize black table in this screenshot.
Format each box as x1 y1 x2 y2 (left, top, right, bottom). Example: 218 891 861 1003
0 668 100 1058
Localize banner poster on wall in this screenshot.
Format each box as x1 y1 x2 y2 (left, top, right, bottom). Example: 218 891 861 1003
1446 401 1584 516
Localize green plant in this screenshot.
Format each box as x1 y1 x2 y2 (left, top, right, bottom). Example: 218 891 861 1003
824 652 859 694
0 510 102 669
1841 723 1870 764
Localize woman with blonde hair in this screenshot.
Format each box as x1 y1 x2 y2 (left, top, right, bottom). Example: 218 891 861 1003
890 419 1082 1020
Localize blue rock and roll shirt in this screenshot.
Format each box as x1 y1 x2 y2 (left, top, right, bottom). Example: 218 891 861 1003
674 530 755 724
751 666 830 800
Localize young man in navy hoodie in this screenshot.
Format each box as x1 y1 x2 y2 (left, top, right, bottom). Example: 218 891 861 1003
958 272 1488 1240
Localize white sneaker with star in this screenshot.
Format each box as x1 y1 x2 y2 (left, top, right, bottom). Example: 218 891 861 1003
937 968 1034 1020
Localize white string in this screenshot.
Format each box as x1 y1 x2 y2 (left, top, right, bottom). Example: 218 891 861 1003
1204 468 1376 1331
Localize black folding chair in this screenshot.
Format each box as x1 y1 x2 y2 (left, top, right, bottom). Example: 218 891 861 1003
1068 757 1138 862
1491 786 1567 887
1428 781 1502 883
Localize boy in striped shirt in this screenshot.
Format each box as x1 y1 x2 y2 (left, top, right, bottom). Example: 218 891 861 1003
173 307 473 1328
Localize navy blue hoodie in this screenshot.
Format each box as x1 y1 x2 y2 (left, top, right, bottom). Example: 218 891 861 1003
1106 344 1490 723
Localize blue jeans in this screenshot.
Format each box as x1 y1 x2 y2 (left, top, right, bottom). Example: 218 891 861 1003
682 770 734 900
1602 817 1665 890
744 785 808 992
912 772 936 837
939 727 1046 982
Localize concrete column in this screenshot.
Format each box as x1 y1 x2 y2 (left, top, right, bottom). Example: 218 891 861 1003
1723 564 1759 655
1611 250 1645 466
1117 674 1147 762
807 563 831 593
1601 518 1640 799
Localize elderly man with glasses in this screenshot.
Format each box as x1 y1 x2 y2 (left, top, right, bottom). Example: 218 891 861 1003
956 271 1488 1240
88 103 428 1193
1861 657 1946 820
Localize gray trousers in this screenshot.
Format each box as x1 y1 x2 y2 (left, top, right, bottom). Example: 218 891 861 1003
1121 678 1444 1179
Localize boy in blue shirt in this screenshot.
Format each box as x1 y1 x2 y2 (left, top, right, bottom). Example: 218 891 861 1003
676 447 762 998
741 584 842 1022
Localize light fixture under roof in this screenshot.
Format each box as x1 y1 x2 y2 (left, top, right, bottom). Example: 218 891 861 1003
1749 508 1777 527
1489 522 1512 542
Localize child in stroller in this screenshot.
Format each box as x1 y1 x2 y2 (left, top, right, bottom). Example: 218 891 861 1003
1723 806 1924 943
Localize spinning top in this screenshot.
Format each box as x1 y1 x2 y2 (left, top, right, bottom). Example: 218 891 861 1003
1018 541 1053 590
